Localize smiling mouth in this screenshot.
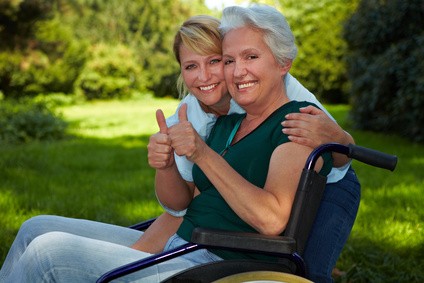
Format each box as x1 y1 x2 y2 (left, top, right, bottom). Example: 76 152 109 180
237 82 257 90
199 83 218 91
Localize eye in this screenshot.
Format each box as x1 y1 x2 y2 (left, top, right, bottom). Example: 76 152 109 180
247 54 258 60
224 59 234 65
210 58 221 64
184 64 196 70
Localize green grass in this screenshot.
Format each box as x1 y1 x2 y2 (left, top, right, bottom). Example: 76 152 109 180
0 97 423 282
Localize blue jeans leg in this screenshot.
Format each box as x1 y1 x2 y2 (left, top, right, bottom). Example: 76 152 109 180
0 216 222 282
303 167 361 283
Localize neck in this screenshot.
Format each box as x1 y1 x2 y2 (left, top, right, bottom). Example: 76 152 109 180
233 92 289 143
244 94 289 123
199 97 231 117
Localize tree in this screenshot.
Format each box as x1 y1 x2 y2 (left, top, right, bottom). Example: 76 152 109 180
64 0 207 98
276 0 359 103
344 0 424 142
0 0 213 99
0 0 87 98
0 0 54 50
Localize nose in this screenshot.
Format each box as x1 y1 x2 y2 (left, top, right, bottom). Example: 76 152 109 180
198 66 211 81
233 62 247 78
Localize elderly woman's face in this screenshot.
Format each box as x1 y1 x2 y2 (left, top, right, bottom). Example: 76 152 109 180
222 26 287 108
179 44 229 109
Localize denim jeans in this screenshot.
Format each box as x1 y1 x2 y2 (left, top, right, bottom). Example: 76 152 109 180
1 168 359 282
303 166 361 282
0 216 222 282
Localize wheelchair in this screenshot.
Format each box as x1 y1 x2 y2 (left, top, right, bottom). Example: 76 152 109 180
97 143 397 283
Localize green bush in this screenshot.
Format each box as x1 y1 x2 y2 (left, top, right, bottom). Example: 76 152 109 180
0 17 87 99
281 0 359 103
32 93 81 108
149 72 179 98
75 43 146 100
344 0 424 142
0 99 68 143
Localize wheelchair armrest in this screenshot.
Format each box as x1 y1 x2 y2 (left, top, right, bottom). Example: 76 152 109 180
191 227 296 254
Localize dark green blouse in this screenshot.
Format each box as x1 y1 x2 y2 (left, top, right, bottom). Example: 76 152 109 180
177 101 332 261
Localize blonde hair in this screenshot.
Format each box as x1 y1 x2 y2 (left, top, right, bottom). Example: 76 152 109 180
173 15 222 98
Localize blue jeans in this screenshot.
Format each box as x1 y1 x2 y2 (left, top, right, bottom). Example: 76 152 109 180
0 216 222 282
1 169 359 282
303 167 361 282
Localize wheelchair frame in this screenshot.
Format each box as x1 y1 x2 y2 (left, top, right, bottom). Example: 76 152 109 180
97 143 397 283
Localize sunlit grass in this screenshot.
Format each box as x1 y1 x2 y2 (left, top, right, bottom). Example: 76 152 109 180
62 94 179 138
0 96 422 282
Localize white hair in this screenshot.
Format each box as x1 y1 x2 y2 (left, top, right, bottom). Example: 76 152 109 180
220 4 297 66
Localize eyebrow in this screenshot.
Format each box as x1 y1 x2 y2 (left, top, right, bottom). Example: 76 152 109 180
223 48 260 58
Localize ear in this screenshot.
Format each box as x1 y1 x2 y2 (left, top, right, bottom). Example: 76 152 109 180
279 60 292 76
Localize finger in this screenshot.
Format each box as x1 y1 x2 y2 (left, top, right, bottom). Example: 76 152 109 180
285 106 321 121
281 118 308 129
156 109 168 134
282 126 311 138
178 103 188 122
299 105 322 115
286 135 318 148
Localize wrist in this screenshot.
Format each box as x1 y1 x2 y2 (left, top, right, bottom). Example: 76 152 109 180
340 130 354 145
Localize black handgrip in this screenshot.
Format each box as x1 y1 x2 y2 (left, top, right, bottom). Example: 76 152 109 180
348 144 397 171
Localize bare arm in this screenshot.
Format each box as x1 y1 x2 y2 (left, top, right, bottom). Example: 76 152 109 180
148 109 194 211
131 212 183 253
133 108 203 253
281 105 354 167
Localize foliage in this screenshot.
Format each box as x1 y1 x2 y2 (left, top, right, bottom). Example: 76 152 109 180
0 0 208 100
0 98 68 143
75 43 144 100
0 0 55 50
66 0 200 98
0 14 88 98
32 92 81 108
344 0 424 142
276 0 359 103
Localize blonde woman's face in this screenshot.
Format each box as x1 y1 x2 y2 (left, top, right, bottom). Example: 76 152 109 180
180 45 229 110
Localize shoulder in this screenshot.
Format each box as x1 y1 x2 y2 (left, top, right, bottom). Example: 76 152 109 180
166 94 215 128
278 101 318 117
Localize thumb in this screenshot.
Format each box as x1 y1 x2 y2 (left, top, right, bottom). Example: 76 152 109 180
156 109 168 134
178 103 189 122
299 105 322 115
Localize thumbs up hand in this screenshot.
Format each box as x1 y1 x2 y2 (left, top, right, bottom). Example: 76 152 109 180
147 109 174 169
156 109 169 134
177 102 189 123
168 104 206 162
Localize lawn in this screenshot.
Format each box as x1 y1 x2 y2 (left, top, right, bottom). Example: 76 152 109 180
0 96 423 282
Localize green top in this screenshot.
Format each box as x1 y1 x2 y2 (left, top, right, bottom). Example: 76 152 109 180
177 101 333 261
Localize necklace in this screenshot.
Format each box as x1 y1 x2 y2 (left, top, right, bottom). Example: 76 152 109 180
219 116 244 156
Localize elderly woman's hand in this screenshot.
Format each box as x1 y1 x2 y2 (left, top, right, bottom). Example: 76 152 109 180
147 109 175 170
168 104 207 162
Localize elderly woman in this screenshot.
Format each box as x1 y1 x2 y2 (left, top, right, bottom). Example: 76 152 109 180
0 5 357 282
139 12 359 282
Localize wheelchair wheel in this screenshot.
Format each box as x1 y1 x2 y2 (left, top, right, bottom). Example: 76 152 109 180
213 271 313 283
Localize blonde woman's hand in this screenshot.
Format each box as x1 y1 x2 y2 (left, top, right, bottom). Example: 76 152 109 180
147 109 174 169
